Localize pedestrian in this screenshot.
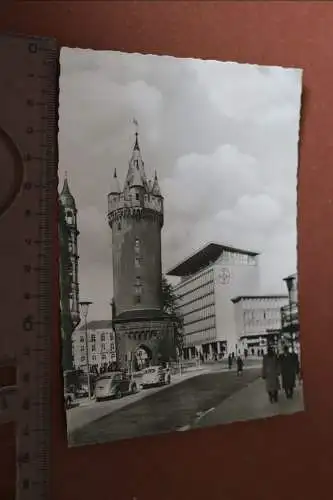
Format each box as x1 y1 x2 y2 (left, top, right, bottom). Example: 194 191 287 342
279 345 298 399
262 346 280 403
236 356 244 376
291 349 300 382
228 354 233 370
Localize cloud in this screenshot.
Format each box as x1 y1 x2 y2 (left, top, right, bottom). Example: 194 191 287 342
59 48 302 319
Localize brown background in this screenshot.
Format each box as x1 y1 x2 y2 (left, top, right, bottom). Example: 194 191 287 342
1 1 333 499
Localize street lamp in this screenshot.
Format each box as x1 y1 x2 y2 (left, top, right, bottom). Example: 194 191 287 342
79 301 93 399
283 276 295 349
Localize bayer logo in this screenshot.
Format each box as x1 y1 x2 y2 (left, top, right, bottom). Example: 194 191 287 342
217 267 231 285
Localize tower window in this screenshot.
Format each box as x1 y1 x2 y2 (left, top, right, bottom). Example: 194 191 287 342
135 238 140 249
135 257 140 267
135 295 141 304
117 222 121 231
135 193 139 200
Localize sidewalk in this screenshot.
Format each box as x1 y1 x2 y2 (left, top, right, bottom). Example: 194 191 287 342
67 366 209 433
195 378 304 429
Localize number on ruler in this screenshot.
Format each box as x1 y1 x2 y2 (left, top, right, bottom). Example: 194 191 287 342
28 43 37 53
22 315 34 331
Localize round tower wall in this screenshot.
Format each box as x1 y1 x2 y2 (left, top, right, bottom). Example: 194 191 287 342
112 213 162 316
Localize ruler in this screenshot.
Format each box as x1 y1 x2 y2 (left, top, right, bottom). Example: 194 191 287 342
0 34 59 500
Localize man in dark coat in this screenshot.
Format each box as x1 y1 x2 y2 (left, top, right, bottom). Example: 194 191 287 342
279 345 298 399
236 356 244 376
262 346 280 403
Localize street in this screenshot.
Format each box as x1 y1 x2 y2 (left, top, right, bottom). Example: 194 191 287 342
194 377 304 429
68 366 261 446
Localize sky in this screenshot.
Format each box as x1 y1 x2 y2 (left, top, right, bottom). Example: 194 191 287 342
59 48 302 321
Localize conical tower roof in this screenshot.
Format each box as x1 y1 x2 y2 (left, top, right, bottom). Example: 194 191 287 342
60 172 76 209
152 171 162 196
110 168 121 194
124 126 148 191
131 159 144 188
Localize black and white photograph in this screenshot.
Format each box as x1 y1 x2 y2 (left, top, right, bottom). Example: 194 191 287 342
58 47 303 448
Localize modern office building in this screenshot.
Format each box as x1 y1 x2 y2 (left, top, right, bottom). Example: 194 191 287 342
167 242 261 359
72 320 117 371
232 294 289 356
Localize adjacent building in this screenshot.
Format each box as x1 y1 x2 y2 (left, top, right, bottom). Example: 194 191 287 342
107 129 175 371
59 174 80 371
167 242 261 359
232 294 289 356
72 320 117 371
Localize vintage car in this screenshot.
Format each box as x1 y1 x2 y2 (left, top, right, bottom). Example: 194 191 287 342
95 371 138 402
140 365 171 388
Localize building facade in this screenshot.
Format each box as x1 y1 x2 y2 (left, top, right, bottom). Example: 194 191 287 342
107 130 174 371
59 174 80 371
168 242 261 359
232 295 289 356
72 320 117 371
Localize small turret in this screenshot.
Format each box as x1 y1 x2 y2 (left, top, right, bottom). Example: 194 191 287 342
60 171 76 210
110 168 121 194
152 170 162 196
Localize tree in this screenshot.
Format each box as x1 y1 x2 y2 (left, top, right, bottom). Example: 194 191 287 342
161 275 184 353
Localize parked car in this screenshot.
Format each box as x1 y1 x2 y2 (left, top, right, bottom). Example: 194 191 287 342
140 365 171 388
95 371 137 402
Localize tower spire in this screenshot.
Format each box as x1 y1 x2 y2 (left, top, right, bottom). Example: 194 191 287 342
124 120 148 190
152 170 162 196
133 118 140 151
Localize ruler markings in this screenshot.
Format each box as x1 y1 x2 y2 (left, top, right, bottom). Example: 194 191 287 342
0 34 59 500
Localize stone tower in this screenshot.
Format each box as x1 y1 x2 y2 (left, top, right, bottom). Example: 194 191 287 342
59 173 80 330
107 128 174 370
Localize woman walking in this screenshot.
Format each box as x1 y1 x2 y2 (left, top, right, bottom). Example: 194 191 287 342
262 346 280 403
